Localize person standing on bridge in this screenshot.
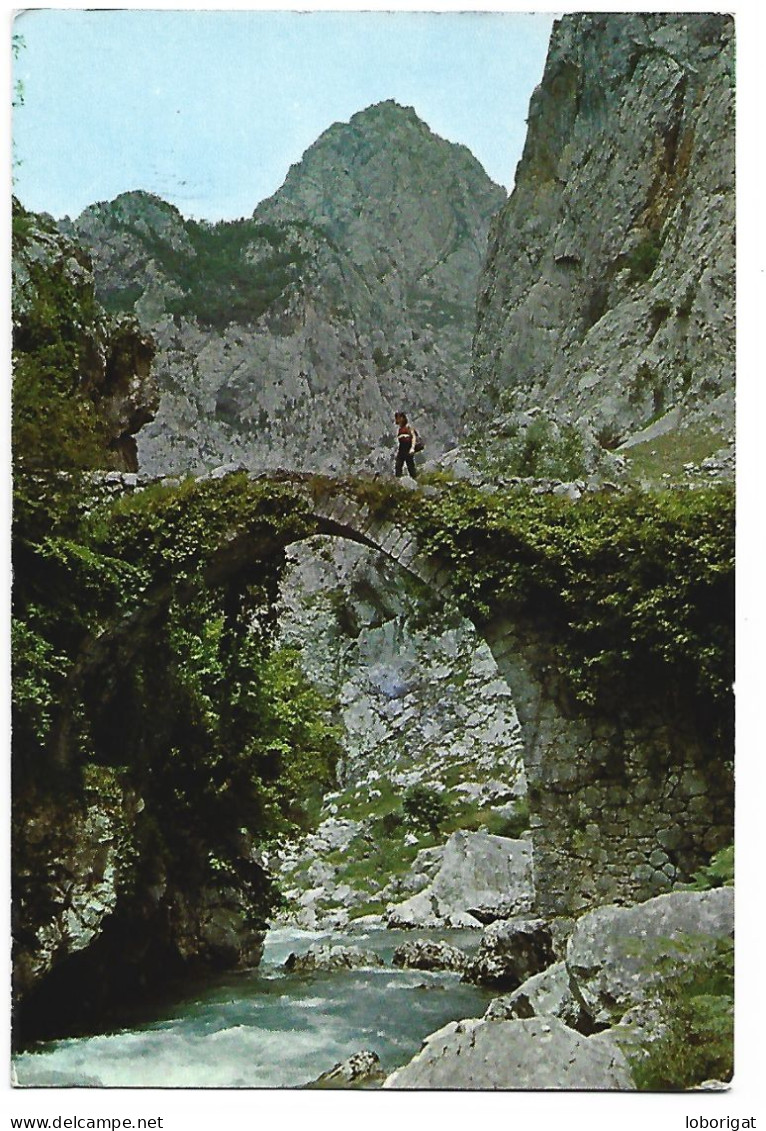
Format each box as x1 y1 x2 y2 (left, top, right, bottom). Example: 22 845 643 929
394 411 418 479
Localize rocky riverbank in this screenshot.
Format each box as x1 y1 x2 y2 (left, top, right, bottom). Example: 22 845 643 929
383 885 734 1089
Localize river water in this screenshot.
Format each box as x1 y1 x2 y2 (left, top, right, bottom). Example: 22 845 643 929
13 926 493 1088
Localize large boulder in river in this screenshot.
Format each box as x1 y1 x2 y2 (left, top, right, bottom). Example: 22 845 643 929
464 917 555 990
386 890 441 930
386 830 533 927
565 887 734 1027
284 944 384 974
383 1016 634 1090
392 939 469 973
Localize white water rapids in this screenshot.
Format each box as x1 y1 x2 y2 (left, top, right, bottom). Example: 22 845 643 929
13 926 492 1088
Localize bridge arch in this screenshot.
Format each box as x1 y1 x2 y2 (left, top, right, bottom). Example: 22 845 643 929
298 485 733 916
60 472 733 919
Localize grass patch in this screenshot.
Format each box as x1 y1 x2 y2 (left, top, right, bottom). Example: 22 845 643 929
441 797 529 839
331 827 440 890
621 423 728 484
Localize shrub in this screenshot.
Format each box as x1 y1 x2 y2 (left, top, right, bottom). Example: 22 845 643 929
480 415 590 481
596 421 623 450
405 479 735 723
626 233 663 283
12 199 116 474
685 845 734 891
374 810 406 838
629 938 734 1090
402 784 449 832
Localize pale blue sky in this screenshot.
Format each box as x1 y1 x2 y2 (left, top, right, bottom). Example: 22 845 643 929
12 8 555 221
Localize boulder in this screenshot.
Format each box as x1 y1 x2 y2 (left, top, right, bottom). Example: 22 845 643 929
307 1050 386 1089
308 817 361 854
464 917 555 990
386 890 440 930
432 831 533 918
383 1016 635 1090
566 887 734 1026
391 940 469 974
386 830 533 928
484 960 591 1032
445 911 485 929
283 944 384 974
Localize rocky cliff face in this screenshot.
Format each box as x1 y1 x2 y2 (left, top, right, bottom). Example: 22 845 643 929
13 764 268 1041
469 13 734 477
271 536 527 928
12 199 158 472
68 101 505 476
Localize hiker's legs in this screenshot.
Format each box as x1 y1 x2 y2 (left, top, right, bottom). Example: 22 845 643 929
396 449 417 479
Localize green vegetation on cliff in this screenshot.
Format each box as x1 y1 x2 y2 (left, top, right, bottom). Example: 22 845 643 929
167 217 312 329
12 471 344 1028
13 473 340 831
12 199 113 472
99 207 315 329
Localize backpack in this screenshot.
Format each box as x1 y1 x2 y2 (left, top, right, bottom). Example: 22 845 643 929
412 427 425 453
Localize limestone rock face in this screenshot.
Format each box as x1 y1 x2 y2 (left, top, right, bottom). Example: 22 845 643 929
277 540 525 784
565 886 734 1026
68 101 505 477
469 13 735 460
12 776 140 1002
257 100 504 329
383 1015 635 1090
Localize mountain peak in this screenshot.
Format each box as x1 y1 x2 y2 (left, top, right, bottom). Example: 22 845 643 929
255 101 504 238
349 99 422 125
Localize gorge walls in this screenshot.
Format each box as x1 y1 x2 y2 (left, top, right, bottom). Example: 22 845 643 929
12 200 157 472
469 13 735 463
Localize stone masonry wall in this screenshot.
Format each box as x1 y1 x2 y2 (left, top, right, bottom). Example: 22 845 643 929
483 617 733 916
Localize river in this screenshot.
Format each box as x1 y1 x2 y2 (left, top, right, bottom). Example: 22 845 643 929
13 925 492 1088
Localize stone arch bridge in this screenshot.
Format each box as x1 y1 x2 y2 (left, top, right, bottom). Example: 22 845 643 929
72 470 733 918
